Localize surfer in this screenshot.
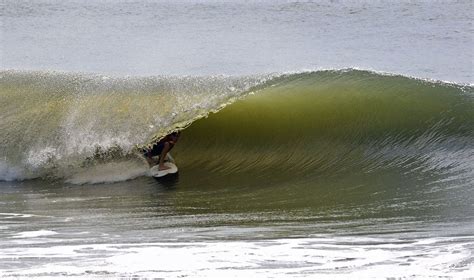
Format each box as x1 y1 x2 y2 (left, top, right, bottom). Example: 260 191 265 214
143 131 180 170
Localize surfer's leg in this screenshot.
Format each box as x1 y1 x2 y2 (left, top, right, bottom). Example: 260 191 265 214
143 151 159 167
159 143 172 170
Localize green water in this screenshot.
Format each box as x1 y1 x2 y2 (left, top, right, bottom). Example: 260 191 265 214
1 70 473 278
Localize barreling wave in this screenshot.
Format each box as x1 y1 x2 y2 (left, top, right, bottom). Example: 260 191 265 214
0 69 473 187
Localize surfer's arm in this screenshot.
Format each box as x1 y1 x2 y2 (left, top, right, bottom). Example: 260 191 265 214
145 155 154 167
158 142 171 170
142 149 155 167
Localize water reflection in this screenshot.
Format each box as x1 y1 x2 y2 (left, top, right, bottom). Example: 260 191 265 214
153 172 180 189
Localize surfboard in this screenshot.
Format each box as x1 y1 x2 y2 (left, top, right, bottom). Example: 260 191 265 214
149 162 178 178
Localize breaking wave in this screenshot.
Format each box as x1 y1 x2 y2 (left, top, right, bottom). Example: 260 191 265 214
1 69 472 186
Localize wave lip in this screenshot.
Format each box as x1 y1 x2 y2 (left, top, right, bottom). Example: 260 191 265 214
0 70 270 181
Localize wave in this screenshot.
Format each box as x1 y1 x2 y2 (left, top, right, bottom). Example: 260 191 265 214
1 69 473 186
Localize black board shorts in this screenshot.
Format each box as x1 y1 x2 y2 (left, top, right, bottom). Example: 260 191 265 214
144 142 165 158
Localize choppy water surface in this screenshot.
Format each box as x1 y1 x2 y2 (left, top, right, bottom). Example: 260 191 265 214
1 175 473 278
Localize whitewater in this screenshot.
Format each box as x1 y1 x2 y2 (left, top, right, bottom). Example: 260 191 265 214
1 0 473 278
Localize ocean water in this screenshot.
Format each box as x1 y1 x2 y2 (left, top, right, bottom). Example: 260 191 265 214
1 0 473 278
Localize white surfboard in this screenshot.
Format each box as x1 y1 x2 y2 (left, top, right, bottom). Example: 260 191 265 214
149 162 178 178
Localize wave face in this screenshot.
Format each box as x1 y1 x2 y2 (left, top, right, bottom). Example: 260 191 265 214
175 71 474 193
1 70 473 187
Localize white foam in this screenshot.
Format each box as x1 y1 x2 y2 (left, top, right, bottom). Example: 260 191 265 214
0 161 28 181
65 161 148 185
25 147 61 169
1 236 472 278
0 213 40 218
12 230 58 239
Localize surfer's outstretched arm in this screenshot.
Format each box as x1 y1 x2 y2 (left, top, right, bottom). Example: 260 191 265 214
159 142 171 170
